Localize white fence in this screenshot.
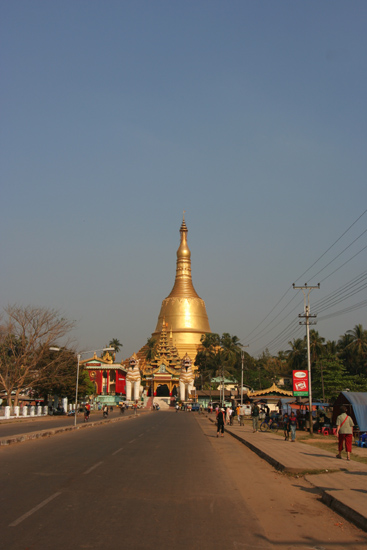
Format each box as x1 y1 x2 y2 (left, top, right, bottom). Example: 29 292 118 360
0 405 48 419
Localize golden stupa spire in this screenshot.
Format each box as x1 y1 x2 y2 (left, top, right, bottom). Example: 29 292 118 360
152 214 211 359
166 212 200 299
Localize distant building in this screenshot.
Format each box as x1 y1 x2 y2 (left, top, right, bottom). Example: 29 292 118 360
81 351 127 405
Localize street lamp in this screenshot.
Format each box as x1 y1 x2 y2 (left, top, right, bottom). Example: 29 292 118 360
50 346 114 426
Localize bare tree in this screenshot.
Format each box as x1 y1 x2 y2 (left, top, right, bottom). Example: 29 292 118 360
0 305 75 405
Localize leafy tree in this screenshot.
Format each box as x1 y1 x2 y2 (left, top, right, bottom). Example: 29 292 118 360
195 332 241 390
313 354 367 403
32 347 95 401
194 333 221 373
0 305 75 405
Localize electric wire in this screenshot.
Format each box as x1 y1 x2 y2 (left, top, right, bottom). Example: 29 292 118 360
243 209 367 356
313 271 367 309
318 300 367 322
303 230 367 282
294 208 367 284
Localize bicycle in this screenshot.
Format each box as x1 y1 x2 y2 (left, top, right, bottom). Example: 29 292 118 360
260 418 279 433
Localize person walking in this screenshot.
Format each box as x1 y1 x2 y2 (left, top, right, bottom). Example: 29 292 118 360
217 407 226 437
336 405 354 460
236 405 241 424
252 402 260 432
283 413 290 441
230 406 234 425
289 411 298 442
239 404 246 426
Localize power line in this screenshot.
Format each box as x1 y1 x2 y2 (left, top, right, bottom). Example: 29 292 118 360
242 209 367 355
318 300 367 322
305 230 367 282
294 208 367 284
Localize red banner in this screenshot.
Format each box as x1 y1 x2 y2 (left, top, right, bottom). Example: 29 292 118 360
293 370 309 396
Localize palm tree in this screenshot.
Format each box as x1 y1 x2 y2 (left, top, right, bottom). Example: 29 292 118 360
108 338 123 361
108 339 122 353
286 338 307 370
145 337 157 362
346 324 367 375
220 333 242 369
337 332 355 374
325 340 337 355
309 330 325 366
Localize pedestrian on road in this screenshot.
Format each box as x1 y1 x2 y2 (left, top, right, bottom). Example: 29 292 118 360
252 402 260 432
217 408 225 437
289 411 298 442
239 405 246 426
225 406 231 424
230 407 234 425
336 405 354 461
283 413 290 441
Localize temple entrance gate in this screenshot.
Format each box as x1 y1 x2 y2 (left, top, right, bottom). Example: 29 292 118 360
156 384 170 397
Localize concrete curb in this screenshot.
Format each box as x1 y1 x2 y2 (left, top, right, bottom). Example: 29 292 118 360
0 413 142 446
308 482 367 533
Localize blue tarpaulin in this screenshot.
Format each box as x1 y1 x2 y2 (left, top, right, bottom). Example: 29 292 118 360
341 392 367 432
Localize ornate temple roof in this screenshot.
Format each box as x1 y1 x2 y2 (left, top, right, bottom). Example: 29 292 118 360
144 319 181 376
249 383 293 397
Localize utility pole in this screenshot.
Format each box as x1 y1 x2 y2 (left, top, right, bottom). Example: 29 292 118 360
240 346 250 405
293 283 320 435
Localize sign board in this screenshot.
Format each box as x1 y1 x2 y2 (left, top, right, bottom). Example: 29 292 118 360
293 370 309 396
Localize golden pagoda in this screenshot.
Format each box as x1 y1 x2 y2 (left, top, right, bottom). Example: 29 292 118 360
151 214 211 360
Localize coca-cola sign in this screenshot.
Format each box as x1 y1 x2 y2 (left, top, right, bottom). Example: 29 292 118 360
293 370 309 396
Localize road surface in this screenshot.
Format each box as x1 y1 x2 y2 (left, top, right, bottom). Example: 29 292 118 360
1 411 366 549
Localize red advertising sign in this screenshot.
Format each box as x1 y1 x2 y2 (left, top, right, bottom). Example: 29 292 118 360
293 370 309 396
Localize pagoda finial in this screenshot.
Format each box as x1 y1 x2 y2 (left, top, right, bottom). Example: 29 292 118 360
166 215 199 298
180 211 188 233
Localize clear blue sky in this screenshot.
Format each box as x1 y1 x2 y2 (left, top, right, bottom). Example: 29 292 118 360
1 1 366 360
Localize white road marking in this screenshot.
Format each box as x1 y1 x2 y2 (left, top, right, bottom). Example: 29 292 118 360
83 461 103 475
112 447 124 455
138 433 144 437
9 492 62 527
129 439 136 444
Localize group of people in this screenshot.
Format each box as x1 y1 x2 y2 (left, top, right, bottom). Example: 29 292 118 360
214 404 248 437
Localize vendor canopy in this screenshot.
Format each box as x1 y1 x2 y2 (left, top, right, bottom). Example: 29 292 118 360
339 392 367 432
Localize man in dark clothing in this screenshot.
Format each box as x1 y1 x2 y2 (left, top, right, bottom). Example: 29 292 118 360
217 408 226 437
252 403 260 432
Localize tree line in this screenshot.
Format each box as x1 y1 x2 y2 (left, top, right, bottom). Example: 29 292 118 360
194 325 367 403
1 304 366 406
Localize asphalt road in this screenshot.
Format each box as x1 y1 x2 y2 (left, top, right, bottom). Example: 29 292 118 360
0 409 135 438
1 411 366 550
